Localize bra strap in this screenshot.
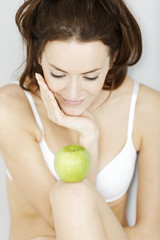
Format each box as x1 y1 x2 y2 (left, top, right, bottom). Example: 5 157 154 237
23 90 45 136
9 80 44 135
127 81 139 138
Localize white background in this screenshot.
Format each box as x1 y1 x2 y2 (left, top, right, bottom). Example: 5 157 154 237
0 0 160 239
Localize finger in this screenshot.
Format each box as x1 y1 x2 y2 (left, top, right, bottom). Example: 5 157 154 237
35 73 48 90
35 73 66 123
35 73 93 131
35 73 49 100
35 73 54 104
35 73 56 117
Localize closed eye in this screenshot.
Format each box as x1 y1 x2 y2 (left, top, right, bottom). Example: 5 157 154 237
50 72 98 81
84 76 98 81
50 73 65 78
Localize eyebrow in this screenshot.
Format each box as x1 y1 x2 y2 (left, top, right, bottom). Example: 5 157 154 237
48 63 101 74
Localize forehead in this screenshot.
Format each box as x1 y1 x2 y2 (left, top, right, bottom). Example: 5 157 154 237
43 40 110 71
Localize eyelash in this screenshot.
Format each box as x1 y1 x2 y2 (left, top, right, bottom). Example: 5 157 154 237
50 73 98 81
50 73 65 78
84 76 98 81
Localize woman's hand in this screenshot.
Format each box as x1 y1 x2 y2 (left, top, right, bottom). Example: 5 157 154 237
35 73 99 145
35 73 99 184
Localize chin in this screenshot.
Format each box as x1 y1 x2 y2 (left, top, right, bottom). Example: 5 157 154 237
62 109 83 117
60 106 85 117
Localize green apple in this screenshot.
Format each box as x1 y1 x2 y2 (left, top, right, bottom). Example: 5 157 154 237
54 145 91 183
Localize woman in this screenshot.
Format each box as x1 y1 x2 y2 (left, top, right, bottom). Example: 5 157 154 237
0 0 160 239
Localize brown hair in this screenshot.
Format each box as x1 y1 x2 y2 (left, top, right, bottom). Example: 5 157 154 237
15 0 142 92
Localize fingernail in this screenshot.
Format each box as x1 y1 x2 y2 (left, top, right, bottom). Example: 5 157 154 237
35 73 41 83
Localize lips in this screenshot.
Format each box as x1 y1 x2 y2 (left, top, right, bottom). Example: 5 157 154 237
62 97 85 106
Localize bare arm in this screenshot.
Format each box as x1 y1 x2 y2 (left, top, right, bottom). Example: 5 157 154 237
36 73 99 184
0 80 99 229
124 86 160 239
36 77 160 239
0 85 56 228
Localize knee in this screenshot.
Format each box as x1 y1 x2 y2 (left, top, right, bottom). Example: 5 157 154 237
50 179 96 207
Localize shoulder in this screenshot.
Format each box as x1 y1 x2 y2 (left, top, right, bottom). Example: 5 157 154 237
0 83 28 121
0 82 25 101
137 82 160 141
0 83 41 143
138 83 160 106
137 83 160 119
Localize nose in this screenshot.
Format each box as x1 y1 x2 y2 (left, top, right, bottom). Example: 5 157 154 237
65 77 82 100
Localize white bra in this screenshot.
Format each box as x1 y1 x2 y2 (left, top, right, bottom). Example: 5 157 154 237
7 81 139 203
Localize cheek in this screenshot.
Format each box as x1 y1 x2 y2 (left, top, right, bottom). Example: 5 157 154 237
41 69 62 92
42 72 58 92
43 72 54 89
40 63 54 88
80 83 102 99
46 79 63 93
84 78 105 95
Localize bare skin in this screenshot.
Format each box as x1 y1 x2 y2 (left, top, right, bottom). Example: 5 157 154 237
1 77 159 240
5 78 133 240
0 41 160 240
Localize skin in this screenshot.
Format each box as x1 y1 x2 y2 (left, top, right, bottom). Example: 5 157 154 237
0 40 160 240
39 40 111 117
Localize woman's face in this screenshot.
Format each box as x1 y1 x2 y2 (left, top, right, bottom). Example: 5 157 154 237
40 40 111 116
